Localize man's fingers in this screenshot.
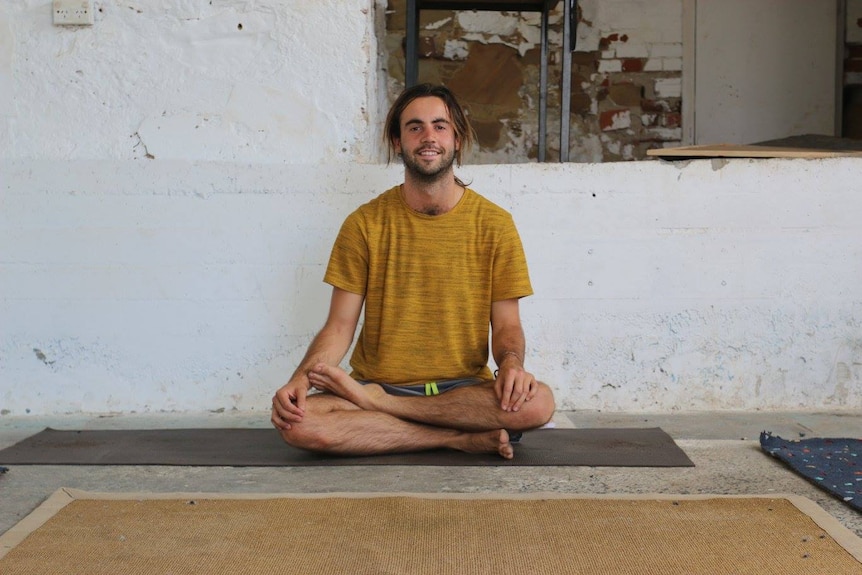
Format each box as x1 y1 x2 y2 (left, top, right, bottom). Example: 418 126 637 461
292 387 308 413
270 403 291 430
509 382 530 412
510 388 528 411
272 393 305 425
509 377 538 412
275 392 304 415
499 376 515 411
497 370 539 412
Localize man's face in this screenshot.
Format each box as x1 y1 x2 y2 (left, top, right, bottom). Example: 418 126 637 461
394 96 461 182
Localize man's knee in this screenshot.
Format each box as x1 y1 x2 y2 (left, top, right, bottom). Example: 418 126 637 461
519 382 556 428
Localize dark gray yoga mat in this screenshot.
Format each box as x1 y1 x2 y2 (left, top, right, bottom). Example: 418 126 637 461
0 427 693 467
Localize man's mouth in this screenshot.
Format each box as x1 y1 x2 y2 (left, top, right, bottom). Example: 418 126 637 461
417 148 441 157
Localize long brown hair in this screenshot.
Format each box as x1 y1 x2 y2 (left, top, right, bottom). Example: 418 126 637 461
383 84 475 168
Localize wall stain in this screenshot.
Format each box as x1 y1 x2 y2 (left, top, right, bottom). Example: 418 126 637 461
33 348 54 367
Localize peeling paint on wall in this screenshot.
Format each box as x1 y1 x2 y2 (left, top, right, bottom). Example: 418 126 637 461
384 0 684 162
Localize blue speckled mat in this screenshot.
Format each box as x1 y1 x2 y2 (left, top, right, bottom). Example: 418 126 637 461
761 432 861 512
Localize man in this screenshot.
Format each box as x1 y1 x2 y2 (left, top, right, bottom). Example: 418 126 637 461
271 84 555 459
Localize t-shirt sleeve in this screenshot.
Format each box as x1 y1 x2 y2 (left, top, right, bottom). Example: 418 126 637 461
323 211 368 296
491 215 533 301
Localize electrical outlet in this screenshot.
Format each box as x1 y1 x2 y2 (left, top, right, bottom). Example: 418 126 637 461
53 0 94 26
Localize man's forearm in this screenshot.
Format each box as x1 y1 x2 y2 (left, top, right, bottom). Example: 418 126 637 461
492 326 526 369
289 326 354 382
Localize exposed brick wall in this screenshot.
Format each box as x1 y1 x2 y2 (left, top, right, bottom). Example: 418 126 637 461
383 0 684 163
385 1 862 159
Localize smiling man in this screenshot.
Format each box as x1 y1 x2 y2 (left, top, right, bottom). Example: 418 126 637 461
271 84 555 459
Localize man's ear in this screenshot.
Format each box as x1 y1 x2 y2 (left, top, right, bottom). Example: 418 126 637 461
394 137 402 155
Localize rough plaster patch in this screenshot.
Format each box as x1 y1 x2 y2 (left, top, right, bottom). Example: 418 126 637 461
614 42 649 58
569 134 603 162
461 32 519 52
594 0 682 41
622 143 634 160
603 109 631 131
225 83 315 136
655 77 682 98
575 0 600 51
443 39 469 60
137 114 239 161
425 16 452 30
457 11 518 36
663 58 682 72
650 42 683 58
516 20 541 55
710 158 729 171
159 8 277 72
641 57 662 71
598 59 622 73
827 340 862 404
135 79 330 163
646 127 681 140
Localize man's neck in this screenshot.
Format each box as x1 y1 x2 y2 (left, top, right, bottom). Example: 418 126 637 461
401 172 464 216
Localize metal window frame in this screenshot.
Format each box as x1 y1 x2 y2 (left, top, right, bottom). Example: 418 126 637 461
405 0 578 162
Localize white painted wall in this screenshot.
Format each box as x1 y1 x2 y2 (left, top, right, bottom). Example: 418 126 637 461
0 0 384 162
3 159 861 415
1 1 861 415
692 0 839 144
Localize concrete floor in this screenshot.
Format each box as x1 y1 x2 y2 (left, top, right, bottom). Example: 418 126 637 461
1 410 861 540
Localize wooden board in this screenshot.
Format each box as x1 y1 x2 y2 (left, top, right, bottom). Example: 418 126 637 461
648 143 862 160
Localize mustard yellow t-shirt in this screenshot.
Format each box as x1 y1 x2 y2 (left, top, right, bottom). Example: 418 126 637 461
324 185 533 384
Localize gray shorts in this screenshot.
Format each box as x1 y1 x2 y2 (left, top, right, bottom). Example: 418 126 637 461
358 378 486 397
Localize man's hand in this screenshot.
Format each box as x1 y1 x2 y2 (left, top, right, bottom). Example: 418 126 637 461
494 362 539 412
271 377 310 431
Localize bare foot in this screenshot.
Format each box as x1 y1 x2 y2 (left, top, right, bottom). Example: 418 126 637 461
460 429 514 460
308 364 381 410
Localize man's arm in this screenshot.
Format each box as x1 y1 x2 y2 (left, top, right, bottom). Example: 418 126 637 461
490 298 539 412
271 287 364 430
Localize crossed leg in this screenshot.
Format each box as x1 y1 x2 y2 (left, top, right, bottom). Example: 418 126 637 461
279 364 555 459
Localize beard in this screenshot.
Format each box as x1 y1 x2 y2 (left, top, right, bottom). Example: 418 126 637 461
401 146 457 184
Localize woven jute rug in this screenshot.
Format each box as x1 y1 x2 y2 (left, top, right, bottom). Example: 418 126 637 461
1 490 861 575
